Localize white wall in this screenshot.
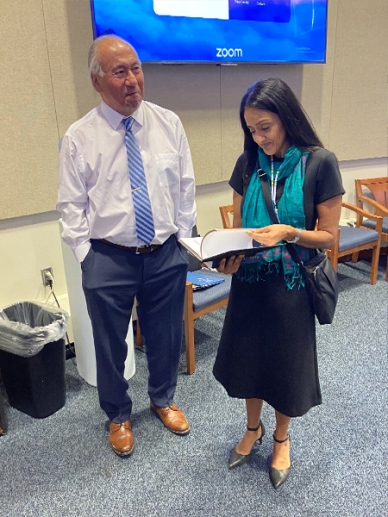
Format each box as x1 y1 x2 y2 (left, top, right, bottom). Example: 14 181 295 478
0 157 386 339
0 211 72 338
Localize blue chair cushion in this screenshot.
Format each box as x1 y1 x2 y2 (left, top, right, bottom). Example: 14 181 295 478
362 216 388 234
338 225 378 252
190 270 232 312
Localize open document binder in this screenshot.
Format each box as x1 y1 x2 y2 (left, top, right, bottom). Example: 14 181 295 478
179 228 274 267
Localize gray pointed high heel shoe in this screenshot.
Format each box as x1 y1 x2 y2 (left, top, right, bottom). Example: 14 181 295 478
269 433 291 489
228 420 266 470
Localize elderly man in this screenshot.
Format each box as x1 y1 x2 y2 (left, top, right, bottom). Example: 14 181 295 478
57 36 196 456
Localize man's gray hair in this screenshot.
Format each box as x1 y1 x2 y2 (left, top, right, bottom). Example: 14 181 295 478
88 37 104 76
88 35 136 76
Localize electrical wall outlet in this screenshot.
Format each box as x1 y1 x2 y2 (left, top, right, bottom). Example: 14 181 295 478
41 267 54 287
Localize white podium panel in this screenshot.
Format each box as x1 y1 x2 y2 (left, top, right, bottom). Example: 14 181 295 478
59 222 135 387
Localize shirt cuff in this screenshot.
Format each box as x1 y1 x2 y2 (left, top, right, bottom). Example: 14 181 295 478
74 241 91 263
177 228 192 239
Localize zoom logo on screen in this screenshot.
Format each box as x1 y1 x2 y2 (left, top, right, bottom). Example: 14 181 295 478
154 0 291 23
216 48 243 58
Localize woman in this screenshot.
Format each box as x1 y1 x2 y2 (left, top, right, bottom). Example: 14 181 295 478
213 78 344 489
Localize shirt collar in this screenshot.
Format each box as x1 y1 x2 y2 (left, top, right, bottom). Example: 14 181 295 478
100 101 144 130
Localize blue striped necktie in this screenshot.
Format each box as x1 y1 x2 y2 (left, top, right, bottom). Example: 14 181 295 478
122 117 155 244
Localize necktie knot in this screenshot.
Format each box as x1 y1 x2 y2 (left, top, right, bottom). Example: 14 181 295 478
123 117 134 132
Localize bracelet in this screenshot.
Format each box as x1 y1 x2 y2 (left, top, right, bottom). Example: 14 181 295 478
286 228 302 244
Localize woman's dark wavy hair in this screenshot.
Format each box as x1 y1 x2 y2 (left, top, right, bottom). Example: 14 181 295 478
240 78 323 156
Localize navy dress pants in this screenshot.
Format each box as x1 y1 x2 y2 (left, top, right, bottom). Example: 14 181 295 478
81 235 188 423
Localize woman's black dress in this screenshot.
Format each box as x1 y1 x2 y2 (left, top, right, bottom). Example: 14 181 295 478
213 149 345 417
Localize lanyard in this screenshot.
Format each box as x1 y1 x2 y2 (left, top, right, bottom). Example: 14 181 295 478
270 155 280 216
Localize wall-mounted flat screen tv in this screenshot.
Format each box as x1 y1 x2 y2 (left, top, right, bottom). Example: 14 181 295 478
91 0 328 64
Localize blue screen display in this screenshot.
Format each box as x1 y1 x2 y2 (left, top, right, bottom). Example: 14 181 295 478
91 0 328 64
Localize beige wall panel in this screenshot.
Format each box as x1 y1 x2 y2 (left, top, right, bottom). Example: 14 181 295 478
300 0 338 149
2 0 386 222
43 0 98 136
328 0 388 160
142 65 222 185
219 64 304 181
0 0 59 220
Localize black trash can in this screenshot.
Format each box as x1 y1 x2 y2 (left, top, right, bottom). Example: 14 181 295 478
0 302 68 418
0 391 7 434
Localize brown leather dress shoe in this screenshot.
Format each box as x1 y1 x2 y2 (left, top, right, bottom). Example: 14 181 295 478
109 420 135 457
150 402 190 435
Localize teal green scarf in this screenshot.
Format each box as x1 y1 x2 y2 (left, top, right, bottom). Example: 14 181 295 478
238 146 310 289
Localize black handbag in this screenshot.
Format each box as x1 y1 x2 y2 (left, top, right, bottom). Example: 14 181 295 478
259 170 339 325
284 244 339 325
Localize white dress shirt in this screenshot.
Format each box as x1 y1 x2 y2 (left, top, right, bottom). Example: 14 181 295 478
57 101 197 262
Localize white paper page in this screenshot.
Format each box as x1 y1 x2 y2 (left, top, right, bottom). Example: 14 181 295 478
179 236 203 259
153 0 229 20
200 229 254 258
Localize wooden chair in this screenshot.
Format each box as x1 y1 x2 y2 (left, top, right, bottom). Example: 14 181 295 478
355 177 388 215
219 204 234 229
135 272 231 375
182 271 231 374
135 226 231 374
327 202 383 284
355 177 388 280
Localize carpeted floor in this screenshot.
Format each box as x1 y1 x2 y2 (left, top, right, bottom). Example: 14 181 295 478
0 259 387 517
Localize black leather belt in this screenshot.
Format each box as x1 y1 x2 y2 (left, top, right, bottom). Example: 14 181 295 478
99 239 162 254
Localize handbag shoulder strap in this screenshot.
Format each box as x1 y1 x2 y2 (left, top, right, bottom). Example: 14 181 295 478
258 168 285 208
259 170 280 225
259 172 302 265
